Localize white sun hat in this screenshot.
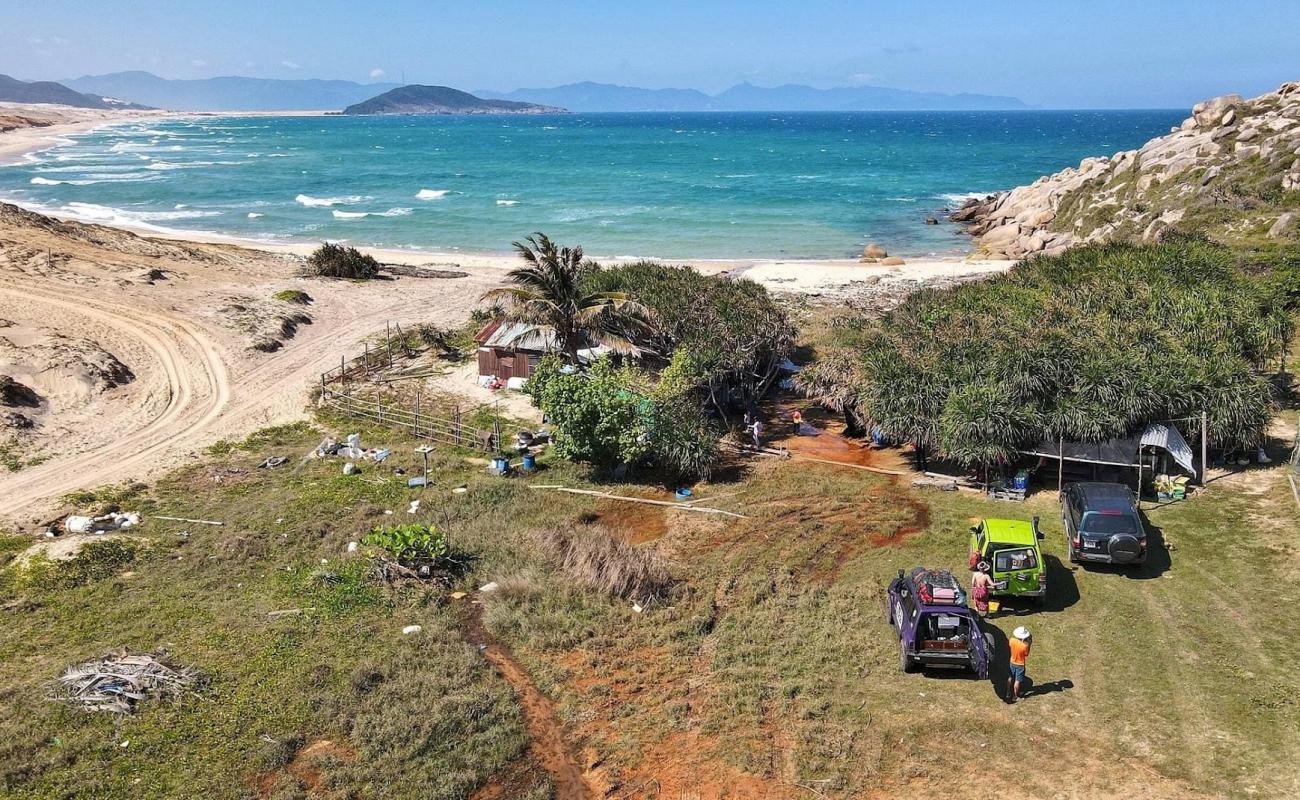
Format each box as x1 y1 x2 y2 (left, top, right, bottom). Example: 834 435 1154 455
1013 626 1031 640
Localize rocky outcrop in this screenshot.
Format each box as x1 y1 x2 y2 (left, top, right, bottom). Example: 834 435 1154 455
952 82 1300 258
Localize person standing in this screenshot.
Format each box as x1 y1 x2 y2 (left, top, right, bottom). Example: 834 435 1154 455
790 409 803 435
970 561 995 617
1007 626 1032 703
750 418 764 449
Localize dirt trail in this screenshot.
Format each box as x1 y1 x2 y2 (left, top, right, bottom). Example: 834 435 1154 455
465 602 593 800
0 203 502 524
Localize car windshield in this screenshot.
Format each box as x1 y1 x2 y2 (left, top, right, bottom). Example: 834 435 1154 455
1083 512 1138 535
994 547 1037 572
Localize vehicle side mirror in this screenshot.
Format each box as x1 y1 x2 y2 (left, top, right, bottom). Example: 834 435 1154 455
969 526 979 535
1032 515 1044 539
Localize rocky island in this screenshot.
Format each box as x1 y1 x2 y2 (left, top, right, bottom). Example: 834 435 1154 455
341 84 564 115
953 82 1300 258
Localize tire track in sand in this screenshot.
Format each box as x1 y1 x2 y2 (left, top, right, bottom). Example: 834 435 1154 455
0 283 229 517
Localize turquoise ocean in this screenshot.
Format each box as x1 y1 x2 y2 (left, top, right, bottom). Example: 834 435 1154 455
0 111 1184 259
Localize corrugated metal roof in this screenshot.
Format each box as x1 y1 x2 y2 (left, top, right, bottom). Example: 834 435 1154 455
481 321 556 351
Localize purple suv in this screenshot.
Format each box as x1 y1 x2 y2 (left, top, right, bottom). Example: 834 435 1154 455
886 567 990 678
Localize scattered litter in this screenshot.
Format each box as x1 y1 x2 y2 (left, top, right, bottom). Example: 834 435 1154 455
155 515 223 527
343 462 358 476
479 581 499 593
64 512 141 534
320 558 329 565
632 602 644 614
120 740 130 748
383 509 393 515
452 485 468 494
315 434 392 463
257 456 288 469
347 541 359 553
275 518 285 525
407 477 428 488
407 500 420 514
402 625 423 635
50 649 203 716
450 591 467 600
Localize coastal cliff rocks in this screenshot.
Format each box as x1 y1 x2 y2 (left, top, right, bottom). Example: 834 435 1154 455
951 81 1300 257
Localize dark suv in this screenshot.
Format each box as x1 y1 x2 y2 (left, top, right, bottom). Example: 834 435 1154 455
886 567 989 678
1061 482 1147 566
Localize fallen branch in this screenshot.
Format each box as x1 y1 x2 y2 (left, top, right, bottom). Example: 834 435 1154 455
527 485 747 518
1288 473 1300 513
788 454 906 476
154 515 224 526
50 649 203 715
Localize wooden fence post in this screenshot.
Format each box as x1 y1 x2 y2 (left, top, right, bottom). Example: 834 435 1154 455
363 341 370 376
1200 409 1208 485
454 405 461 445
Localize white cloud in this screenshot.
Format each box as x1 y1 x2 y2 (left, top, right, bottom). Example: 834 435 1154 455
192 58 207 67
847 72 875 86
281 60 300 70
369 68 385 79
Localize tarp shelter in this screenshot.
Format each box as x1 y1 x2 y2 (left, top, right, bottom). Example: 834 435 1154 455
1020 423 1196 476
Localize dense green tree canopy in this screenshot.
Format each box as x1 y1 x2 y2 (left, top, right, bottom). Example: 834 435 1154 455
800 239 1296 464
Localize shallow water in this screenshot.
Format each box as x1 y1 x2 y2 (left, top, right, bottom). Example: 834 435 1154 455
0 111 1183 259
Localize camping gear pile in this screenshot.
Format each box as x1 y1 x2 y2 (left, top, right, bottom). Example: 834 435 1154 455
908 567 967 605
1154 473 1190 501
50 650 203 715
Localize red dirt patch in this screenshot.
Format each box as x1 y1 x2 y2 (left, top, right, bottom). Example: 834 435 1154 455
589 499 669 544
465 603 595 800
256 738 356 797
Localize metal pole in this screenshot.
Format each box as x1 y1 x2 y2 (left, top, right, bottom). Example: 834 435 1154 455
414 390 421 437
320 372 326 401
1057 435 1064 493
364 341 369 375
1201 410 1208 485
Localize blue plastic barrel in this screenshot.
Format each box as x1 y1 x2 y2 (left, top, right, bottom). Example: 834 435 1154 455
522 453 537 471
1012 470 1029 490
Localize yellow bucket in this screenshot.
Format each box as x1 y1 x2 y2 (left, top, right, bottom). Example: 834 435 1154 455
988 600 1002 613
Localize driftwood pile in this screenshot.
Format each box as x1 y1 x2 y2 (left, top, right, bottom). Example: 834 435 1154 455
50 649 203 715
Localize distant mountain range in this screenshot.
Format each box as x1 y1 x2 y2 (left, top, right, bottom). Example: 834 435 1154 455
57 72 1027 112
0 74 150 110
343 85 562 115
477 81 1030 111
65 71 400 111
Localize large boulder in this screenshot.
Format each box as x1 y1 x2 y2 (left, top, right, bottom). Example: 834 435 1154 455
862 243 888 259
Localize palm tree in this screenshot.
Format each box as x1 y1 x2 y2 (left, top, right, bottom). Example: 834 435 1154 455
482 233 650 364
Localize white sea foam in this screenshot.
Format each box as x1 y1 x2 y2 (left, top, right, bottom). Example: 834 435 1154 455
61 202 220 227
937 192 992 205
496 199 519 206
332 207 412 220
296 194 367 207
415 188 449 200
31 174 158 186
248 212 264 219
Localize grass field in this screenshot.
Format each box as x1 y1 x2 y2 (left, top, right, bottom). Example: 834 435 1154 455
2 402 1299 799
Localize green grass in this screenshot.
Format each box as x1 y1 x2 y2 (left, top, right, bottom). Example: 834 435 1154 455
2 404 1298 798
272 289 312 305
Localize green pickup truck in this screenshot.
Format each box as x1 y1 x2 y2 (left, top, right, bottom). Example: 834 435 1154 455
968 517 1047 603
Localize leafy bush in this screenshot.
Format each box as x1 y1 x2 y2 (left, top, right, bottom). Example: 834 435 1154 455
527 355 721 478
364 523 451 567
302 243 380 280
800 239 1295 464
584 261 794 407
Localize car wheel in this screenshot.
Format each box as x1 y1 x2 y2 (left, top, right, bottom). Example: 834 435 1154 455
1109 534 1142 564
898 638 916 673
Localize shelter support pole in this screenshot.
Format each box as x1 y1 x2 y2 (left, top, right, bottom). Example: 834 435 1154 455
1136 446 1143 506
1200 410 1208 485
1057 436 1064 492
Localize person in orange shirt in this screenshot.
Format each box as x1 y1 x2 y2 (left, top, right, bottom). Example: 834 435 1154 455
1007 626 1032 703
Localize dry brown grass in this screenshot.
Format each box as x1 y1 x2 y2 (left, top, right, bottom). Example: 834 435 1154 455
536 526 674 601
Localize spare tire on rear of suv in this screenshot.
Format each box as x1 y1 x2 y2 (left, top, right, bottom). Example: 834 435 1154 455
1109 534 1142 563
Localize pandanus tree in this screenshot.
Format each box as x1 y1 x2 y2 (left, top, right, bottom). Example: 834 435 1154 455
481 233 650 365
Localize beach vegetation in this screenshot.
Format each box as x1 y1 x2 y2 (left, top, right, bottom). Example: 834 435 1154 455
527 353 721 478
584 260 795 409
303 242 381 280
799 238 1296 465
481 233 651 363
272 289 312 305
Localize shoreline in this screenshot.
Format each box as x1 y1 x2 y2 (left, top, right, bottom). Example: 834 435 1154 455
0 105 1010 294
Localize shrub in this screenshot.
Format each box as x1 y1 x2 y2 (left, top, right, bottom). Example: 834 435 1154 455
537 527 673 601
272 289 312 305
800 239 1295 463
303 243 380 280
364 523 451 567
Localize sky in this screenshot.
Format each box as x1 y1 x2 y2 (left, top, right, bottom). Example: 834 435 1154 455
3 0 1298 108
